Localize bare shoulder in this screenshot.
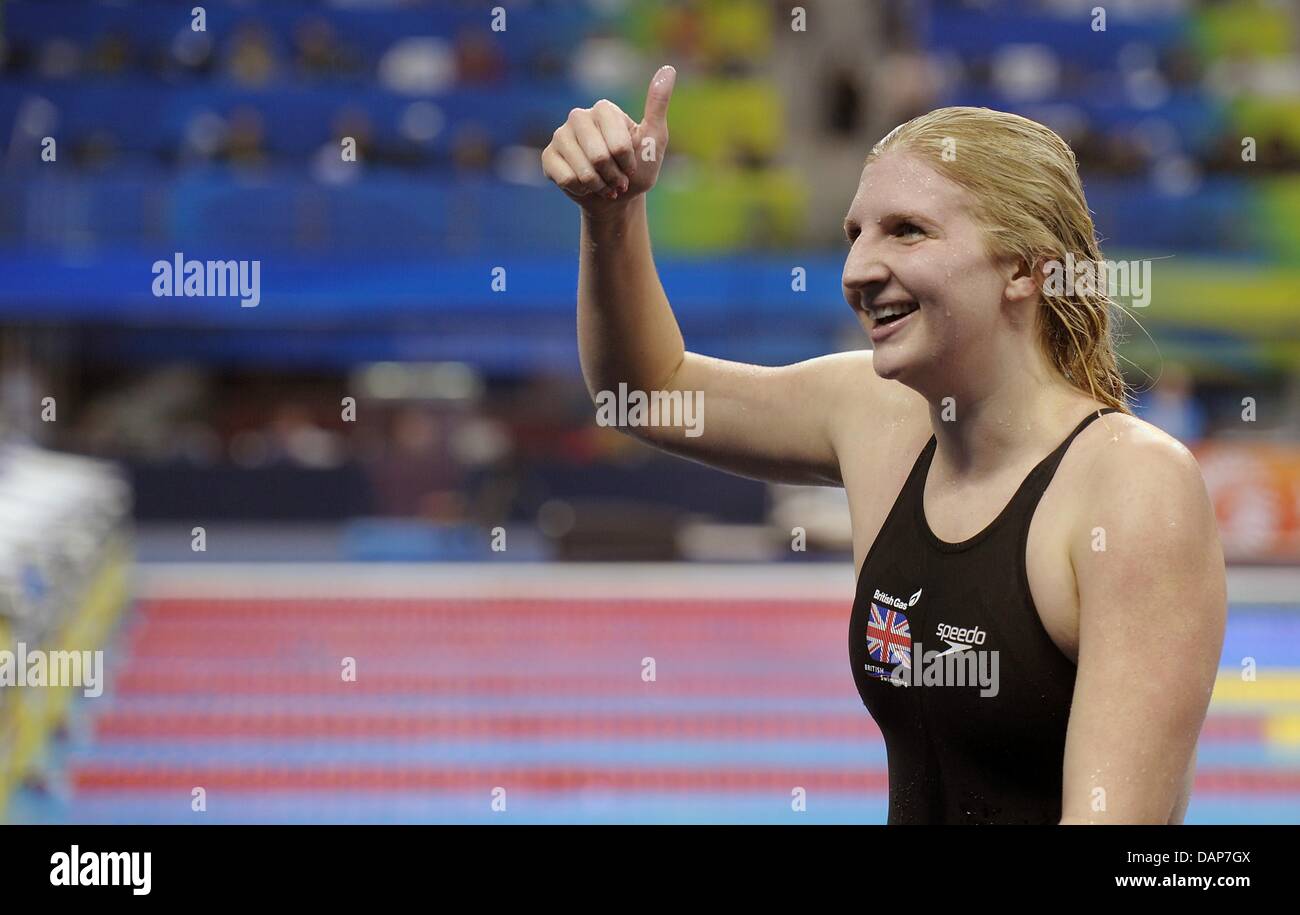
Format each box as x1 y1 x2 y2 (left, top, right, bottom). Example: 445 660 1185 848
1075 411 1208 495
1068 410 1221 560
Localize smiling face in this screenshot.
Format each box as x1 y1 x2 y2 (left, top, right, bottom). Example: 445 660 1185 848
842 150 1028 390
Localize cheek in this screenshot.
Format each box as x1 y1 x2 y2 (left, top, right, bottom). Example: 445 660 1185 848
896 246 977 308
939 236 993 282
926 244 1006 310
901 249 1005 344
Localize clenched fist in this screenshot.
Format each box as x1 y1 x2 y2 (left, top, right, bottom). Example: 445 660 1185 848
541 64 676 215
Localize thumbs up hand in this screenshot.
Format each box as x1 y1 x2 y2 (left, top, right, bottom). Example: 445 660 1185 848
542 65 676 213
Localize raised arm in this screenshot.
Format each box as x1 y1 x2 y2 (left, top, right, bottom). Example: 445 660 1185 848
542 66 897 487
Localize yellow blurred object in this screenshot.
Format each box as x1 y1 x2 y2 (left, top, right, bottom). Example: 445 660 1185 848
633 0 772 68
0 537 131 820
1265 714 1300 747
1114 250 1300 343
1231 99 1300 154
651 166 807 251
700 0 772 66
1193 0 1296 59
1214 671 1300 705
662 78 784 166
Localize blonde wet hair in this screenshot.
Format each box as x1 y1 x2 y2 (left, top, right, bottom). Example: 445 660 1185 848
867 106 1134 413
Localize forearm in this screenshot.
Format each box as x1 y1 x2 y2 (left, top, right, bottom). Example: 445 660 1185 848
577 196 686 397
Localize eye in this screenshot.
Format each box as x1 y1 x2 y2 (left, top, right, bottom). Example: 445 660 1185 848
895 222 925 238
844 228 860 246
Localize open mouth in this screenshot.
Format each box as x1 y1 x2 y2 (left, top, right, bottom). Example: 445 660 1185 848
869 301 920 326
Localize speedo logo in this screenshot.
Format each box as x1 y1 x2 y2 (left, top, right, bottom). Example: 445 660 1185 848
935 622 987 652
873 588 922 611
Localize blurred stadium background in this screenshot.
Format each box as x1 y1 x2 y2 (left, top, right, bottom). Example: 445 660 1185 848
1 0 1298 824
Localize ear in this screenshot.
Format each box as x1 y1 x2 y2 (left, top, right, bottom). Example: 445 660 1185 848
1002 255 1040 304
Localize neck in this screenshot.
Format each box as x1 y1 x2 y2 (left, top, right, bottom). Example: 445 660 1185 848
922 349 1099 481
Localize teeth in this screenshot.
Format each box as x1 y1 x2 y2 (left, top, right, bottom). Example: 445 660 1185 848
869 301 918 321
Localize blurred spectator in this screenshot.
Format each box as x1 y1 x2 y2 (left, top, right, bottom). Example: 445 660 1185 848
0 356 43 443
1072 128 1150 177
1160 42 1204 88
70 129 119 170
1 35 35 76
219 106 269 171
452 124 493 171
821 64 864 137
871 49 943 126
224 22 279 88
175 110 227 167
657 5 704 65
316 105 429 177
378 36 456 94
268 404 346 468
332 106 376 160
294 16 361 80
571 30 641 92
167 28 215 79
454 27 506 84
87 32 135 77
36 38 81 79
368 407 467 520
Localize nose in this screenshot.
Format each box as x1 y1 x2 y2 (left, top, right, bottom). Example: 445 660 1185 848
842 238 891 311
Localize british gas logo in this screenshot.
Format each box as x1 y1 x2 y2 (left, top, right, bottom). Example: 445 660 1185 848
872 587 922 612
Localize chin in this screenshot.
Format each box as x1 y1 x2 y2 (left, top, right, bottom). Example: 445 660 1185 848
871 349 910 381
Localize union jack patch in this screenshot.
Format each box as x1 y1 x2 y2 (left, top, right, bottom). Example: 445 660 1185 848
865 602 912 678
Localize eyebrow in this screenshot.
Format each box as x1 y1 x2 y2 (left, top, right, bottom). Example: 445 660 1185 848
843 211 936 236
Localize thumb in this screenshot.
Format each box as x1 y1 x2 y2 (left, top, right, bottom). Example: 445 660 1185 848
640 65 676 131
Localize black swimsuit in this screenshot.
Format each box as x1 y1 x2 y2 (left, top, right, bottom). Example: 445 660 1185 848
848 408 1122 824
